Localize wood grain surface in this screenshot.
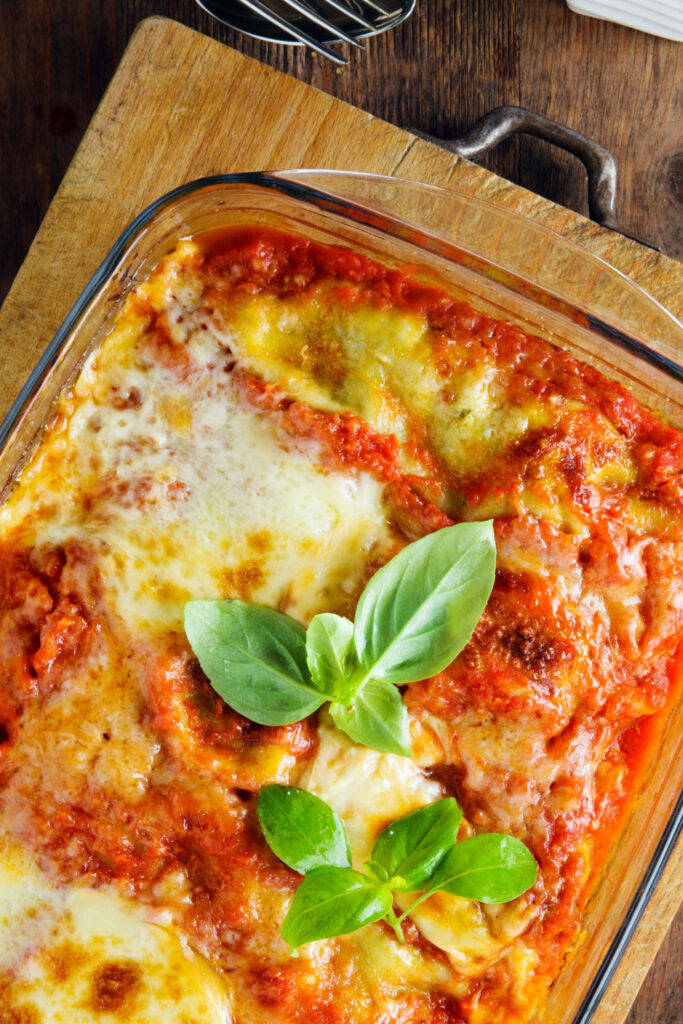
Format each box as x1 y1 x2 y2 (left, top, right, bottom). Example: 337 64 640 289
0 9 681 1024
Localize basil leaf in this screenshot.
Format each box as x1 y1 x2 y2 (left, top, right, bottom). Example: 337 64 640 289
430 833 537 904
306 613 356 699
257 785 351 874
184 600 326 726
364 860 390 884
372 798 463 892
353 521 496 685
329 678 411 757
281 867 391 951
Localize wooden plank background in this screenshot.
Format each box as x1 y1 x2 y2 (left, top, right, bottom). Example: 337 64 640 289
0 11 681 1024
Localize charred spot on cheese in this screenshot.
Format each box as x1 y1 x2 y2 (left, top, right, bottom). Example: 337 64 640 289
498 624 563 673
0 843 232 1023
43 941 89 984
0 225 681 1024
89 960 141 1014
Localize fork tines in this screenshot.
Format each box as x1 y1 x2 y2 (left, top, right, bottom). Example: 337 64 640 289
234 0 402 63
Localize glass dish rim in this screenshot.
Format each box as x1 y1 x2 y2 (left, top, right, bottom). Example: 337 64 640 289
2 170 680 460
281 170 683 381
0 169 681 1024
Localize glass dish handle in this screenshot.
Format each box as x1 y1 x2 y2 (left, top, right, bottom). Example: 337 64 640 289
412 106 655 249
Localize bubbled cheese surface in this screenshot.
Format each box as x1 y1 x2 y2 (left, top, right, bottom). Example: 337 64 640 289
0 842 232 1024
1 232 677 1024
1 252 395 632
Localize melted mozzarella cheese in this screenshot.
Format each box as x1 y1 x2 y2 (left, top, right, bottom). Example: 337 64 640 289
302 724 539 981
300 719 444 867
0 842 231 1023
1 236 614 1024
354 926 456 998
1 275 394 633
1 631 160 813
397 889 503 974
220 290 551 478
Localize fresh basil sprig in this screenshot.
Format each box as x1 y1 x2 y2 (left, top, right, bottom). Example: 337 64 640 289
258 784 351 873
371 798 463 891
257 786 537 952
183 601 326 725
185 521 495 757
329 677 411 756
281 867 392 950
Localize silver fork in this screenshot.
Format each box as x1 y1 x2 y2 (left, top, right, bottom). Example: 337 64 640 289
196 0 402 63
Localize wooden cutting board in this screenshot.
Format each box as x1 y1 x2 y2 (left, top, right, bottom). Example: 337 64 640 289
1 14 681 416
0 17 680 1024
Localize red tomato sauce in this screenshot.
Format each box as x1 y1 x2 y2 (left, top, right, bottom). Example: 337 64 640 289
0 225 680 1024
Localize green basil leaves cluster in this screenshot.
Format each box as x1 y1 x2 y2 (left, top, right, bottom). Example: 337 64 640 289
184 520 496 757
182 522 533 953
257 786 537 951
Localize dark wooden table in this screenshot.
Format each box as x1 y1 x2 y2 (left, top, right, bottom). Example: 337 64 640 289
1 3 681 1022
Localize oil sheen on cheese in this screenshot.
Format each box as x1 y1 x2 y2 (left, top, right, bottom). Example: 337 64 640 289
1 230 678 1024
1 251 395 632
0 841 232 1023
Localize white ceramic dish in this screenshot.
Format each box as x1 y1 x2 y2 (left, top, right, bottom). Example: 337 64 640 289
566 0 683 42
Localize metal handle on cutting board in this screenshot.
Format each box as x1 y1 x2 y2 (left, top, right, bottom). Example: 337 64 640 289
416 106 654 247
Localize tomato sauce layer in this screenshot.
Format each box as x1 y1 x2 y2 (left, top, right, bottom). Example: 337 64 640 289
0 225 680 1024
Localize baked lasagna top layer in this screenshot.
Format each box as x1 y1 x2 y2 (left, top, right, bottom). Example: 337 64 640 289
0 227 681 1024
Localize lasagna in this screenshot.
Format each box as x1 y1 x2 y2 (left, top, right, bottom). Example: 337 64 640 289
0 226 681 1024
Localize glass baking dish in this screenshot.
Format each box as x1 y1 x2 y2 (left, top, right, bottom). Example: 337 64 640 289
0 171 681 1024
